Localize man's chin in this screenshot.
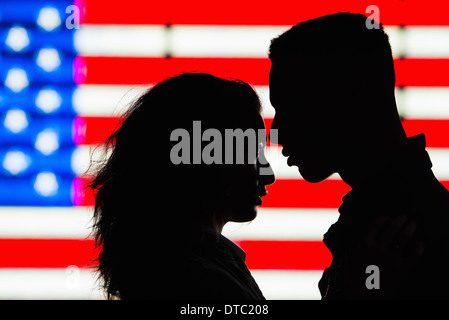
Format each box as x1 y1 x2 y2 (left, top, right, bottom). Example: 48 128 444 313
299 167 334 183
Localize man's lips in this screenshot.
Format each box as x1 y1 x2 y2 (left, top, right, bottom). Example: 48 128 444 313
282 148 297 166
281 148 291 157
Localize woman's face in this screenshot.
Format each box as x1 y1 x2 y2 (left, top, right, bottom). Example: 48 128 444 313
219 113 275 223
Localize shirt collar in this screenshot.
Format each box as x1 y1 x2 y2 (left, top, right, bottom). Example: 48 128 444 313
340 133 432 206
219 233 247 261
203 226 247 261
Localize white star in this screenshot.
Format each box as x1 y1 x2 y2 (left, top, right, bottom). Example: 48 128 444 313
36 7 62 31
36 48 61 72
4 68 29 93
5 26 30 52
2 151 31 175
34 172 59 197
35 128 59 155
35 89 62 114
3 109 28 134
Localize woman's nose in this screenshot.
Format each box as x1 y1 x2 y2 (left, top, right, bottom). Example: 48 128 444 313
258 163 275 187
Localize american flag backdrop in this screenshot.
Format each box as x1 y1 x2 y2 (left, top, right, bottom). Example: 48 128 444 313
0 0 449 299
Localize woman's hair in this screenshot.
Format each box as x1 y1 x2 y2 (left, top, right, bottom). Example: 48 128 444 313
87 73 262 299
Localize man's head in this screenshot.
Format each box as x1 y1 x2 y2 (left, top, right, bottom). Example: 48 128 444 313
268 12 403 182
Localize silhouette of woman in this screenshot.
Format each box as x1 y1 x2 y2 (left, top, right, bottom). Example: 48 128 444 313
88 73 275 299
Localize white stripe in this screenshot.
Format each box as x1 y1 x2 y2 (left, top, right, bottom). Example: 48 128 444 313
251 270 322 300
74 25 288 57
0 269 320 300
71 145 110 176
170 25 288 57
387 27 449 58
72 145 449 180
0 268 104 300
75 25 449 58
72 85 271 116
0 207 336 240
74 25 166 56
72 85 148 116
0 207 93 239
396 87 449 119
73 85 449 120
263 147 342 180
427 149 449 179
223 209 338 241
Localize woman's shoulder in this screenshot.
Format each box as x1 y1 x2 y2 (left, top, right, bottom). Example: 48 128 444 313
178 246 264 300
179 257 262 299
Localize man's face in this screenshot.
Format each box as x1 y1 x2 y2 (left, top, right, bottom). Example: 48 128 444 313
268 61 339 183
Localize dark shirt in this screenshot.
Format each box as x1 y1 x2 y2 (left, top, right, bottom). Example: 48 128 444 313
157 229 265 300
320 134 449 299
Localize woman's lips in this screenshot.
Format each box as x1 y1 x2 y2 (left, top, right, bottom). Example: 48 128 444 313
254 189 267 205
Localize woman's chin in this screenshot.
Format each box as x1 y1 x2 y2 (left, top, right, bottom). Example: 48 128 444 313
230 205 258 223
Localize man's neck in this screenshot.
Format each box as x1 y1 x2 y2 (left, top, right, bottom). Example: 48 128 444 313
338 133 408 189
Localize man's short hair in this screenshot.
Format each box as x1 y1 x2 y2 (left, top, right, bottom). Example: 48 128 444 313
269 12 395 89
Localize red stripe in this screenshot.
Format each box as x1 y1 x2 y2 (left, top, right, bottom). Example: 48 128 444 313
77 57 270 86
262 179 350 208
236 240 331 270
79 0 449 26
395 59 449 87
0 239 98 268
73 116 121 146
0 238 329 270
75 116 449 149
402 119 449 149
77 57 449 87
263 180 449 208
72 176 96 206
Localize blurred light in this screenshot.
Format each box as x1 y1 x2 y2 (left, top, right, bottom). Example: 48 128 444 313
3 109 28 134
0 207 92 239
34 172 59 197
36 48 61 72
2 151 31 175
5 26 30 52
0 269 104 299
397 87 449 118
34 128 59 155
36 7 62 31
224 209 338 240
171 26 288 57
72 85 147 115
74 26 166 56
405 27 449 57
35 89 62 114
251 271 322 299
4 68 29 93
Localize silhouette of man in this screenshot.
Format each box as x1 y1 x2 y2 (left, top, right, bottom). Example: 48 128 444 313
268 12 449 299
